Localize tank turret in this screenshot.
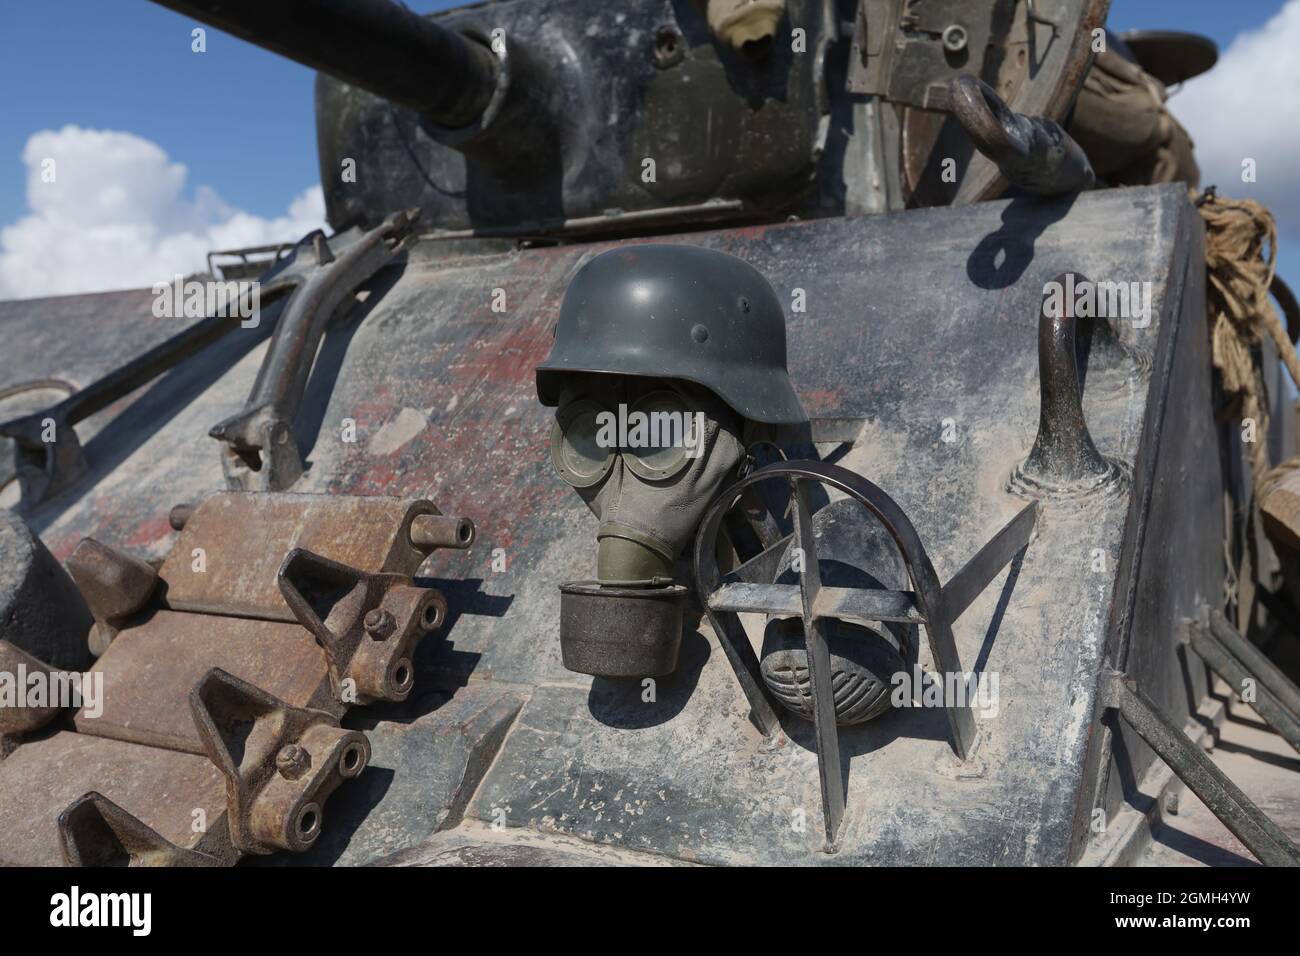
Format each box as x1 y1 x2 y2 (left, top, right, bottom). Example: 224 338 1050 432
3 0 1298 878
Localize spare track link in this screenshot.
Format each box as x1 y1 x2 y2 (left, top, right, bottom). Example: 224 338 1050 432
0 491 474 866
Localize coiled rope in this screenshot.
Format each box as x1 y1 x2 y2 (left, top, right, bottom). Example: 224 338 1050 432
1198 189 1300 498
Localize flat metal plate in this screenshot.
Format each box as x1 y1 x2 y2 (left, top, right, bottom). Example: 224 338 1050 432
159 492 435 620
0 731 230 866
73 610 336 754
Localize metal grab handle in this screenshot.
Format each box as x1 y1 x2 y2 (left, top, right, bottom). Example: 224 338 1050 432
1012 272 1122 496
208 209 420 491
948 74 1095 196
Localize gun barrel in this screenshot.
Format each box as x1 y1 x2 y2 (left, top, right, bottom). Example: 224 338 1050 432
150 0 498 128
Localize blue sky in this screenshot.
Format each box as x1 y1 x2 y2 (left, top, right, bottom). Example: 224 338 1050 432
0 0 458 229
0 0 1296 296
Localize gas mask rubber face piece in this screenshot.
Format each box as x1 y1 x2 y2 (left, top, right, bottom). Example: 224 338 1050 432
550 375 746 586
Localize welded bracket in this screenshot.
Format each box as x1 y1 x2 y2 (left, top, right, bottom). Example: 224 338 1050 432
65 537 160 656
0 417 86 514
189 667 370 856
1101 669 1300 867
58 792 222 867
694 460 1037 849
278 548 447 705
0 640 62 757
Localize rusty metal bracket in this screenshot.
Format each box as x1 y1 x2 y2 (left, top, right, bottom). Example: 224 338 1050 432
190 667 370 855
65 537 160 656
694 460 1037 849
209 209 420 492
0 640 62 758
159 492 467 620
58 792 222 866
1101 669 1300 867
278 548 447 705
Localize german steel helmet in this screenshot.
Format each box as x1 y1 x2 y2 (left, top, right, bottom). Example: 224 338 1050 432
536 244 806 424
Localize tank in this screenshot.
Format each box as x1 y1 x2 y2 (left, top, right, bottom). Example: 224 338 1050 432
1 0 1298 870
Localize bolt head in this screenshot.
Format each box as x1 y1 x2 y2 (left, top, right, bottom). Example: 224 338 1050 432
276 744 311 779
363 608 397 639
942 24 968 52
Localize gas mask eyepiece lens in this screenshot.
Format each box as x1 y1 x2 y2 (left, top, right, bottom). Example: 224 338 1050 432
622 389 696 482
549 398 614 488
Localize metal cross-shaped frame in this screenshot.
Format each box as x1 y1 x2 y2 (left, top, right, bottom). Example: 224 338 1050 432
693 460 1037 849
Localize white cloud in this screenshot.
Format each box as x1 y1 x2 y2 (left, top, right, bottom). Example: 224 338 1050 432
0 125 326 300
1169 0 1300 239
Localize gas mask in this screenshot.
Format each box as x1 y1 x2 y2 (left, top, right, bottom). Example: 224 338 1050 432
549 375 746 677
534 244 808 678
552 375 746 584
